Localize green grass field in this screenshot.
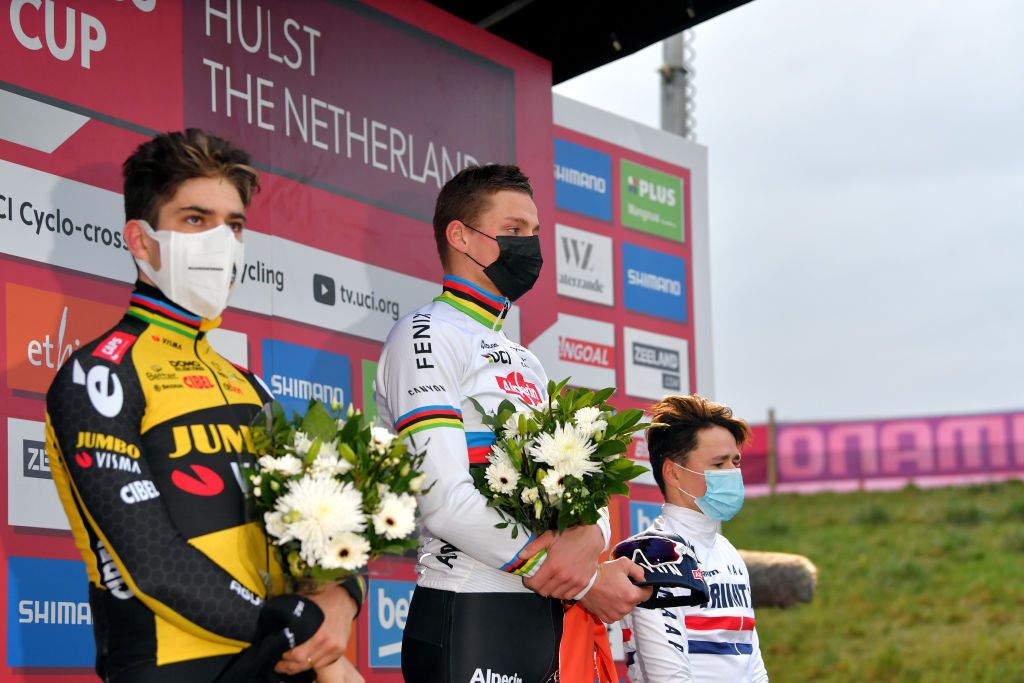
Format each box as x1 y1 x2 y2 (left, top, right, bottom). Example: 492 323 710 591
723 479 1024 682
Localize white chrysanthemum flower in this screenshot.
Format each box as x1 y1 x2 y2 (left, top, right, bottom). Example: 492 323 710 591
309 440 352 476
370 426 397 454
292 431 314 456
530 424 598 471
485 459 520 495
573 406 608 438
521 486 539 504
274 475 365 565
322 532 371 571
372 493 417 540
258 454 304 476
264 511 287 540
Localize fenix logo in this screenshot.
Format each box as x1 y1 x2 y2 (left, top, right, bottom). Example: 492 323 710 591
627 175 677 207
470 669 523 683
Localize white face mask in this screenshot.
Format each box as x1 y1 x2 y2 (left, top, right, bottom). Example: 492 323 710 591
134 220 244 320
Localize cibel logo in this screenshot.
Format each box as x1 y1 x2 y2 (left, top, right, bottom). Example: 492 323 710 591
27 306 79 369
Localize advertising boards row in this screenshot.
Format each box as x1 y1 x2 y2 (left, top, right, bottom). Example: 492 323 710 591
0 2 709 679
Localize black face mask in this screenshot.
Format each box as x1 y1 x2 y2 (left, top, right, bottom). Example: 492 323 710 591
462 223 543 301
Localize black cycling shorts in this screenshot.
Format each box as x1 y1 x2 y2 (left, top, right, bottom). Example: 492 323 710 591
402 587 562 683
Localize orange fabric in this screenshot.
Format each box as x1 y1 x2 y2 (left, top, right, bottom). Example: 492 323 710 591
559 603 617 683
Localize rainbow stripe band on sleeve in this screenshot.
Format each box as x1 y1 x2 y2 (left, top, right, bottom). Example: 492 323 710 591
501 542 545 576
395 405 464 438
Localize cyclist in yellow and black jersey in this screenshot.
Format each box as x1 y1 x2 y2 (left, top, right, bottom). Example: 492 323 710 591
44 130 363 683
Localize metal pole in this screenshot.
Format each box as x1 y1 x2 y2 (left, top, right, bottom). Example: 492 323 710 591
767 408 777 495
660 32 696 139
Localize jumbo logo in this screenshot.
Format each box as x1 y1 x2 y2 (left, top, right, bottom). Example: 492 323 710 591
5 283 121 394
75 432 141 459
627 175 677 207
168 424 255 458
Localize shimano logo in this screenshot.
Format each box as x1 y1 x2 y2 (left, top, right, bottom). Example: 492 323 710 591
271 374 344 405
627 268 682 296
555 164 607 194
18 600 92 625
469 669 523 683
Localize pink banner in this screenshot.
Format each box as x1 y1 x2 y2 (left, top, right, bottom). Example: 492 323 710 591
775 411 1024 488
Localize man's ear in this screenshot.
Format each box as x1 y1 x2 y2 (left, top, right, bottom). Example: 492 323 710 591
445 219 469 255
124 220 156 266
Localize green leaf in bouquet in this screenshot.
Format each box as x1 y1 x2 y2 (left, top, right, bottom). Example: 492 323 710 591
467 397 496 429
606 480 631 496
592 440 628 460
300 401 340 443
591 387 616 405
570 390 596 413
338 411 363 442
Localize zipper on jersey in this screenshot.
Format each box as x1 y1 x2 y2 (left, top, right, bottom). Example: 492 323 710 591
496 299 511 331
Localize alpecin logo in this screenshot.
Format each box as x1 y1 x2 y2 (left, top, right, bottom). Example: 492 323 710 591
495 371 542 407
470 669 523 683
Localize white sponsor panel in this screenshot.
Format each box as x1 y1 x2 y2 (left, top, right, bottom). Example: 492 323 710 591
0 90 89 153
554 223 613 306
7 418 70 531
528 313 615 390
623 327 690 400
0 158 134 282
205 328 249 367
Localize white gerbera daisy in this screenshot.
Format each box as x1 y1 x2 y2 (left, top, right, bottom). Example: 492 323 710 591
372 493 417 540
530 423 598 472
485 459 520 495
258 454 304 476
541 471 566 502
322 532 371 571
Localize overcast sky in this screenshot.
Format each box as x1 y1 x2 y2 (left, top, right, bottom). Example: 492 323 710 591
554 0 1024 423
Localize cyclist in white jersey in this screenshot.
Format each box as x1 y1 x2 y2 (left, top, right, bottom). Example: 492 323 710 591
376 165 647 682
621 395 769 682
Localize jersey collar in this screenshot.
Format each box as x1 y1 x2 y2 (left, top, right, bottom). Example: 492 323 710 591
125 281 217 341
434 275 510 331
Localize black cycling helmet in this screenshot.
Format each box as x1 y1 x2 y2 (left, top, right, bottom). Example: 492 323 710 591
612 530 710 609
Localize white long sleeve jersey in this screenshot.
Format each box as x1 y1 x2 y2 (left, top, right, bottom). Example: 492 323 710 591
621 504 769 683
376 276 608 593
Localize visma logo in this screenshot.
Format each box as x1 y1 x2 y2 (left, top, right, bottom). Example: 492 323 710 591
626 175 677 207
369 580 415 667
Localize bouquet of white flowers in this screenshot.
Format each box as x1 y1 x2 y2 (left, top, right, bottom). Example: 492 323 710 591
247 400 426 588
471 379 649 538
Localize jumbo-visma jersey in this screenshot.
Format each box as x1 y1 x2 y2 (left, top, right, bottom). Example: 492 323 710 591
377 276 564 593
44 283 283 675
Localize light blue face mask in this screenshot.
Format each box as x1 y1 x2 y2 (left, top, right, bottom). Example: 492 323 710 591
673 462 745 521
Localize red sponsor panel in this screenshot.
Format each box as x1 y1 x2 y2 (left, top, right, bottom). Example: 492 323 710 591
5 282 124 394
2 0 183 131
558 336 614 368
91 331 136 364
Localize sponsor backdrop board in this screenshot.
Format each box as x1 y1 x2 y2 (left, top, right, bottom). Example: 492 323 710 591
0 2 550 680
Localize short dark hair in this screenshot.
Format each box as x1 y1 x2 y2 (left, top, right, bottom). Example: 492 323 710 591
647 395 751 495
122 129 259 227
432 164 533 267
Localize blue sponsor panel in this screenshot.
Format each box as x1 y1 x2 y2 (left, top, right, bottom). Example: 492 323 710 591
621 242 688 323
554 138 612 221
630 500 663 535
368 579 416 667
261 339 351 418
7 556 94 667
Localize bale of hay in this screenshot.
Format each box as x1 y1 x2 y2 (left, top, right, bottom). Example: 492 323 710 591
738 550 817 609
